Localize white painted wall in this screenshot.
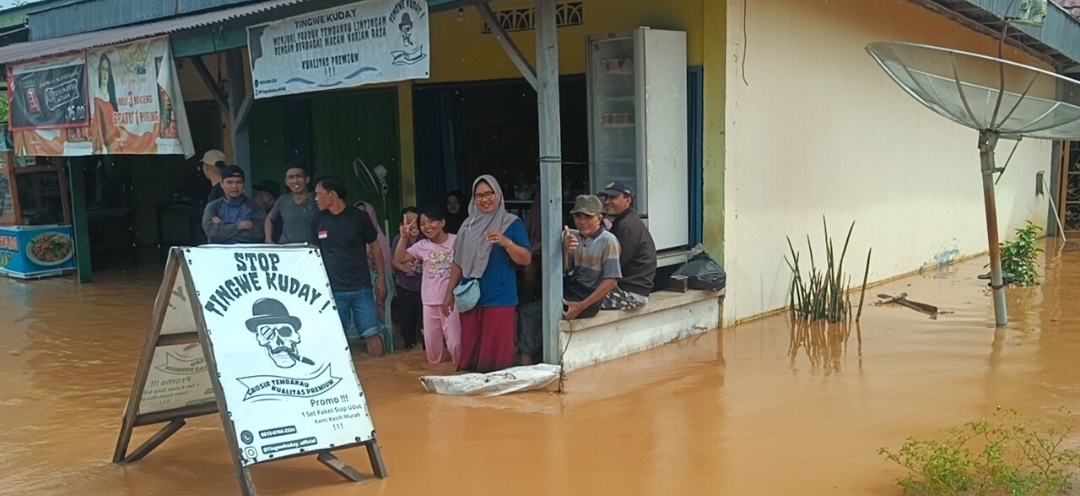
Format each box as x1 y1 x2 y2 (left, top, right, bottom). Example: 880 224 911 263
722 0 1054 324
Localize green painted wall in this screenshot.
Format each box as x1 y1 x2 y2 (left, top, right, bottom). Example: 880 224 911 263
249 101 284 186
311 89 403 236
249 99 314 188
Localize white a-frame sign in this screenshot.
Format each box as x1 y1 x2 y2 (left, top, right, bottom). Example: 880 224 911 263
113 246 387 495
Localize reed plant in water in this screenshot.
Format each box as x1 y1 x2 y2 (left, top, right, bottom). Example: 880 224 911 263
786 218 871 324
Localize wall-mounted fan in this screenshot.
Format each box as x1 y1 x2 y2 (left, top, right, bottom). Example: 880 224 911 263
353 157 390 235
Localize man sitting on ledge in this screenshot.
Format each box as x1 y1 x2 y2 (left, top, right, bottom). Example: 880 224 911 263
599 181 656 310
517 195 622 363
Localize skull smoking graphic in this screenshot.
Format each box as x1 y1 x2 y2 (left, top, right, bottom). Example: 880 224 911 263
245 298 307 368
399 13 414 47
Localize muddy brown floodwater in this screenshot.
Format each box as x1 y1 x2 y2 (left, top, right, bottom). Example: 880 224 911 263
4 240 1080 495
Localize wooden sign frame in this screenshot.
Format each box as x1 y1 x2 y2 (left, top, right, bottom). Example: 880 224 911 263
113 247 387 496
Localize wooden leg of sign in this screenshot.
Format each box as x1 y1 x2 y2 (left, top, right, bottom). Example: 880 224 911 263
124 418 185 463
366 440 388 479
113 251 181 464
235 467 257 496
317 452 366 482
181 258 259 496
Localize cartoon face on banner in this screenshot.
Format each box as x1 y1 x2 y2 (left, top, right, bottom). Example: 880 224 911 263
182 247 375 466
245 298 307 368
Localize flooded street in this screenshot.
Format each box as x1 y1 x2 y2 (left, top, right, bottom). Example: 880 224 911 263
4 241 1080 495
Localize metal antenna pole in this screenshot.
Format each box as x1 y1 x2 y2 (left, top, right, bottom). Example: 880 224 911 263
979 130 1008 326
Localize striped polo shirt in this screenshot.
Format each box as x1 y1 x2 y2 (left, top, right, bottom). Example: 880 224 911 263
567 227 622 289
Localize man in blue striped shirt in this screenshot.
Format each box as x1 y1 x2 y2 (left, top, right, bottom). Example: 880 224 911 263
516 195 622 362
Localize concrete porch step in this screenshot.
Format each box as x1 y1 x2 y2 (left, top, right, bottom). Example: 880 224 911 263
558 288 726 372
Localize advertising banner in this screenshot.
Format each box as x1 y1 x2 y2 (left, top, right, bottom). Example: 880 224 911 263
85 37 194 157
183 246 376 465
9 37 194 158
0 224 76 279
247 0 430 99
8 54 89 131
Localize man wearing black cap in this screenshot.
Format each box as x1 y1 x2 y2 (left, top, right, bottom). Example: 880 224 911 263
253 180 280 212
599 181 656 310
201 165 267 245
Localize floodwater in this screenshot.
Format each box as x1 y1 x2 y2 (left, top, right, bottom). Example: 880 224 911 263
4 241 1080 495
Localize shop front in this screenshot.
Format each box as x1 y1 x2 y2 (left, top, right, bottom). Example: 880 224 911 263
0 151 76 278
2 36 197 280
412 0 708 255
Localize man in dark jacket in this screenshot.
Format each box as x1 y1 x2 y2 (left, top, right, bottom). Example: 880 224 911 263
202 165 267 244
599 181 656 310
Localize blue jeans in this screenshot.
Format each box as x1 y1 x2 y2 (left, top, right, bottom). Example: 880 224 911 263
334 289 380 339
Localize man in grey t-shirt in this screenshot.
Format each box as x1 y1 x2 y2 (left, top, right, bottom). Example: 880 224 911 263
265 163 318 244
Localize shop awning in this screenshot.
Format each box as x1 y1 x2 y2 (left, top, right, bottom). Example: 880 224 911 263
0 0 311 65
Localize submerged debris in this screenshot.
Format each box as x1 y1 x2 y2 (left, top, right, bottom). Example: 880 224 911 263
874 293 953 316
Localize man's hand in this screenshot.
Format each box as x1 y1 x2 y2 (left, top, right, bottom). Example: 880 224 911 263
239 220 253 230
563 299 587 320
212 216 222 225
563 226 578 253
374 278 388 309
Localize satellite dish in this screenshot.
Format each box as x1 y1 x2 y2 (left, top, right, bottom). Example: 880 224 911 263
866 41 1080 327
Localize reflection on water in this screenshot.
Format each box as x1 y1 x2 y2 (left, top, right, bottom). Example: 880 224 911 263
788 321 859 376
4 238 1080 495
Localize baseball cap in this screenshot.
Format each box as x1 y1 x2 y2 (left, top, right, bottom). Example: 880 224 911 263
221 165 245 180
253 180 280 198
202 149 226 167
570 195 604 216
600 180 634 198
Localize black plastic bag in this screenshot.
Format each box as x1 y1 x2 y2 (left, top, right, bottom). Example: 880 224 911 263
672 250 726 291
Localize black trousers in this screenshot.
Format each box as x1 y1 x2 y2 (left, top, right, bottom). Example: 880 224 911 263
392 286 423 347
516 277 602 357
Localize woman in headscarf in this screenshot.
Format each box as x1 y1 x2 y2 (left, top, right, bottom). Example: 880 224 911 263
355 201 394 325
443 176 532 372
444 190 468 235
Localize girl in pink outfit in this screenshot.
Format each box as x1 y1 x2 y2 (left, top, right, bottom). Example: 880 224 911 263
395 206 461 364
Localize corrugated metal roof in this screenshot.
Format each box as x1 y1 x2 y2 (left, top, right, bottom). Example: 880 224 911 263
1054 0 1080 19
29 0 176 41
0 0 308 65
27 0 271 41
179 0 264 15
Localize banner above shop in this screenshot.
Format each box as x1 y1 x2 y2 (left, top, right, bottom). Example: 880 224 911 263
8 37 195 158
247 0 430 99
8 54 89 132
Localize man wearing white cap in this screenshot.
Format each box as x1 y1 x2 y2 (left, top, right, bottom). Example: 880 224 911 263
201 149 227 203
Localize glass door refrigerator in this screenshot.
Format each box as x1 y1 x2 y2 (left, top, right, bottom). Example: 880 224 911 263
587 27 689 251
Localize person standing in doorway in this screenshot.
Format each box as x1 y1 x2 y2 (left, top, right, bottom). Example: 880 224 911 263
443 175 531 373
254 180 280 212
444 190 468 234
265 163 317 245
201 150 227 204
311 175 388 357
391 207 424 350
202 165 266 244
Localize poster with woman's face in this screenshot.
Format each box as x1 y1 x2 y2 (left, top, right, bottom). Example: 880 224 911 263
85 36 193 157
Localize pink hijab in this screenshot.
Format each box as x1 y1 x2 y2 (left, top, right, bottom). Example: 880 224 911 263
356 201 392 276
